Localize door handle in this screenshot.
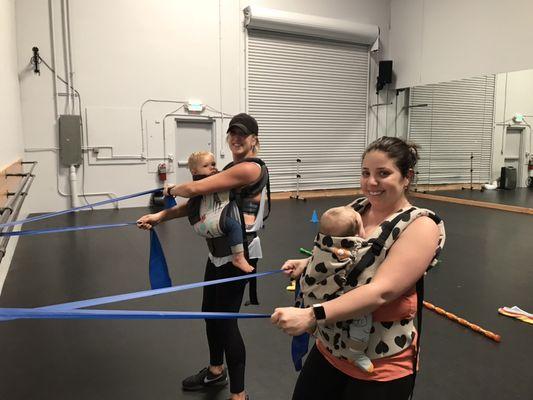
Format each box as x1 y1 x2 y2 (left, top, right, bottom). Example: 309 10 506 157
177 161 189 167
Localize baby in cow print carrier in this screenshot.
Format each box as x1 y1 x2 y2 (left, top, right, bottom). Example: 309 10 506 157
300 206 375 373
297 197 446 375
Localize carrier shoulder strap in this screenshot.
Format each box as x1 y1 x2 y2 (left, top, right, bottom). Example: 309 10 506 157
346 207 443 286
186 174 211 225
346 207 416 286
410 276 424 399
222 157 271 220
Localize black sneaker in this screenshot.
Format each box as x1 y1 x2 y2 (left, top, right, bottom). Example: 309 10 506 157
182 367 228 391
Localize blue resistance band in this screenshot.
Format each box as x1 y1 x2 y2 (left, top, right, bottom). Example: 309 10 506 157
0 222 137 237
0 188 175 290
0 188 281 322
0 270 282 321
0 190 176 238
0 309 270 320
0 188 163 229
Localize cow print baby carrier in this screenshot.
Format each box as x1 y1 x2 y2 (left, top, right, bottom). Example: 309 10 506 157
296 197 445 372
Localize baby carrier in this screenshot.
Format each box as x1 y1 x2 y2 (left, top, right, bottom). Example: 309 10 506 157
295 197 445 368
187 157 270 257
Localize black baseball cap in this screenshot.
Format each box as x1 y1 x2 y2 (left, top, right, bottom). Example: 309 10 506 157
227 113 258 136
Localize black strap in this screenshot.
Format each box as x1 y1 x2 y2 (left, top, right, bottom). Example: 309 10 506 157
410 277 424 399
350 197 368 213
224 158 271 221
346 208 416 285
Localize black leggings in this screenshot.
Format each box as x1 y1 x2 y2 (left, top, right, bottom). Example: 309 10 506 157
292 345 414 400
202 258 257 394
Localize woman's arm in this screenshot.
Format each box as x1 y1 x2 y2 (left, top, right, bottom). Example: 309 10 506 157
271 216 440 335
169 162 261 198
136 202 188 230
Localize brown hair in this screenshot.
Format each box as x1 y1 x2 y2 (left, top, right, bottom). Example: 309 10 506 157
363 136 419 178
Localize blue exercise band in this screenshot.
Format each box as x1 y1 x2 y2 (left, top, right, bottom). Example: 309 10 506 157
0 270 283 321
0 188 163 229
0 187 281 322
0 222 137 237
0 308 271 320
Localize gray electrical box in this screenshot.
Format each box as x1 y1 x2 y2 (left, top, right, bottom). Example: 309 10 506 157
59 115 82 166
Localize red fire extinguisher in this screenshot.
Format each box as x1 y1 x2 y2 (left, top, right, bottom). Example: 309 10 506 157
157 163 167 182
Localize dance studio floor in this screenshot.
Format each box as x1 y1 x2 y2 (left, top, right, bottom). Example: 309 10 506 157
432 187 533 209
0 196 531 399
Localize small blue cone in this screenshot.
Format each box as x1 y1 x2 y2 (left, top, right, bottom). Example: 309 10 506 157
310 210 319 223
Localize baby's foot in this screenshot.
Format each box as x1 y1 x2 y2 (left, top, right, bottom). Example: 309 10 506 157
232 252 255 273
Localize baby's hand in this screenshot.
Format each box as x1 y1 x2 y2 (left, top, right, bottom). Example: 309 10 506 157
332 247 352 260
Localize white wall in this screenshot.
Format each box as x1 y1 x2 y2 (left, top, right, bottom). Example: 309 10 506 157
15 0 391 212
390 0 533 88
0 0 25 169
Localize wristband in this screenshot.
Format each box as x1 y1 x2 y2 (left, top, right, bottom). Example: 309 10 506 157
312 303 326 327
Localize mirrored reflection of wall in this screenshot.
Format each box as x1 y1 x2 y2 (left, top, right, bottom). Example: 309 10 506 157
494 70 533 187
408 76 495 187
405 69 533 189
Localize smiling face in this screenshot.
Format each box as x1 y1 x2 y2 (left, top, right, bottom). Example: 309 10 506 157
227 129 258 161
361 150 411 211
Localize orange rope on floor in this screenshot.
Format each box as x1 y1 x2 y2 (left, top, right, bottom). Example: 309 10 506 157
423 301 501 343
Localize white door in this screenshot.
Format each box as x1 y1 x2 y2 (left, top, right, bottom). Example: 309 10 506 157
174 119 214 185
504 126 526 187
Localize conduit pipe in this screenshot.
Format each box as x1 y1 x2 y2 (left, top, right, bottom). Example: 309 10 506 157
49 0 59 119
68 165 80 208
139 99 188 157
61 0 72 113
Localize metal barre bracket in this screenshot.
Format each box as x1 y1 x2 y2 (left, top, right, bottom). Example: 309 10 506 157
0 207 14 215
5 173 34 178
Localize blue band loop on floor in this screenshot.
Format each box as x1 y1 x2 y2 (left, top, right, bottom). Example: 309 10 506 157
0 188 163 229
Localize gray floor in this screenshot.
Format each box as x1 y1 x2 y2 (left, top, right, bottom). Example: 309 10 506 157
0 196 532 399
430 187 533 209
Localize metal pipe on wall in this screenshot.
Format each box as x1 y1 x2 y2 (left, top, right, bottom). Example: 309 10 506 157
48 0 59 120
61 0 72 114
65 0 76 114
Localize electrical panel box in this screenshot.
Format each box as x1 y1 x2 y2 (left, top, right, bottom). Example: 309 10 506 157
59 115 82 166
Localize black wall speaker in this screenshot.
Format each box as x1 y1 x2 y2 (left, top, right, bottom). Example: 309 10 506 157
378 60 393 84
376 60 393 92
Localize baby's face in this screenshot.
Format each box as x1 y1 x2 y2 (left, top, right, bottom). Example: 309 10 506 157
194 155 218 176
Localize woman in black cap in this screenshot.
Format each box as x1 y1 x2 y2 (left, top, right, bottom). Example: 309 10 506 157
137 113 269 400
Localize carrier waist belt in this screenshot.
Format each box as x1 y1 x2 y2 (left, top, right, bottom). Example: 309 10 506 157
207 232 257 258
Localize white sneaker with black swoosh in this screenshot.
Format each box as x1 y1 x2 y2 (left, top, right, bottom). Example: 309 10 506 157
182 367 228 391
